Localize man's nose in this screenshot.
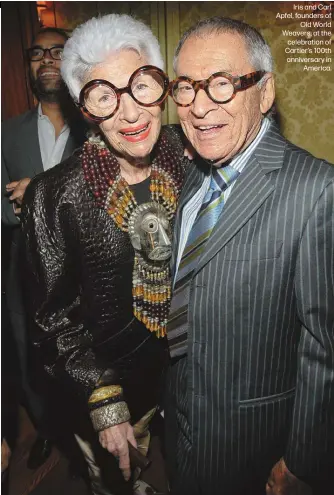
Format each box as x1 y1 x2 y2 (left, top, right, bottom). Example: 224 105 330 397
119 93 140 122
191 88 218 118
41 49 54 65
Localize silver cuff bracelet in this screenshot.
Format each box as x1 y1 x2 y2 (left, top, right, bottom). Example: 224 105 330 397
90 401 131 432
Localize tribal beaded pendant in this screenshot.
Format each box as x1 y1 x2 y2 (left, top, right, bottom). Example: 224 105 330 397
132 256 171 338
81 131 185 338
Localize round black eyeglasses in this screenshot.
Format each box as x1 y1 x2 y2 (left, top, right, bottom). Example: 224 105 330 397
79 65 170 122
171 70 266 106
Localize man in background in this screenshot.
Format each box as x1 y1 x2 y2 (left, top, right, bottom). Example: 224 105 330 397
166 16 334 495
2 27 86 470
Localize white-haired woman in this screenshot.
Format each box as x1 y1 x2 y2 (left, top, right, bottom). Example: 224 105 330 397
22 14 187 495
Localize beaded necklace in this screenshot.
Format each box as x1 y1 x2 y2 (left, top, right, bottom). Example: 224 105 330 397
81 131 185 337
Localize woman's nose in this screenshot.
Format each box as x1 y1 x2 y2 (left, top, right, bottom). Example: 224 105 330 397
119 93 140 122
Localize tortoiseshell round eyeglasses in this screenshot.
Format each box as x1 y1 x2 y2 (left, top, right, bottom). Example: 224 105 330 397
171 70 266 106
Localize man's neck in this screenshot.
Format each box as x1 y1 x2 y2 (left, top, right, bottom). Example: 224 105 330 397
40 100 66 138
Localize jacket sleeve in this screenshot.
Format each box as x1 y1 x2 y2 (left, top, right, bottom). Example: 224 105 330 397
1 148 20 226
21 173 120 404
284 179 334 480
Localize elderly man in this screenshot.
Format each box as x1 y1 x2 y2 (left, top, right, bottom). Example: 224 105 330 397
166 17 334 495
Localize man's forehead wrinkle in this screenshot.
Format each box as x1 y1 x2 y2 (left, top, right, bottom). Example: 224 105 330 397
177 51 237 78
178 33 251 78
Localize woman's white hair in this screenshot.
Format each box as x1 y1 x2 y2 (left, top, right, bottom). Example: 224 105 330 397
61 14 164 101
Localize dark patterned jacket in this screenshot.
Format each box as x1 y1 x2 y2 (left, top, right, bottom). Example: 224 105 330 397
21 126 185 425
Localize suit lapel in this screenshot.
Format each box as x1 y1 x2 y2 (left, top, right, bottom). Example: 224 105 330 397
22 110 44 176
193 124 287 277
62 132 78 161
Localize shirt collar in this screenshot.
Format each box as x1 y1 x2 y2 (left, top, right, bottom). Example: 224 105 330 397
37 103 69 132
37 103 46 120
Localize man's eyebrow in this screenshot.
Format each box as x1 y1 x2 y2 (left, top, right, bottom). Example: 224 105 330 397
30 44 64 49
177 68 236 79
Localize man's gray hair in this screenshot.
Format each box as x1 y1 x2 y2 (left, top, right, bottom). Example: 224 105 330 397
174 17 273 77
61 14 164 101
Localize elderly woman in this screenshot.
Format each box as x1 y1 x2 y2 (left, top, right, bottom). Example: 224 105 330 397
21 14 186 495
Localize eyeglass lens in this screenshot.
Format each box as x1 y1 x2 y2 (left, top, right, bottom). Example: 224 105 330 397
29 47 64 61
83 69 166 118
173 75 235 105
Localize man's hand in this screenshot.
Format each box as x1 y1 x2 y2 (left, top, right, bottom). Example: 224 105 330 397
98 421 136 481
6 178 31 205
266 458 312 495
1 438 11 472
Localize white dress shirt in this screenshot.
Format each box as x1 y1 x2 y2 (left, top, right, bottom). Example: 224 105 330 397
37 103 70 170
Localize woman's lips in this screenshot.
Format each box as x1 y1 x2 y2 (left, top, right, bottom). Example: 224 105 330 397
119 123 151 142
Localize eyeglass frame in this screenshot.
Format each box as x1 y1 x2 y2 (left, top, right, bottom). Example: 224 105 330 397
78 65 170 123
27 45 64 62
171 70 266 106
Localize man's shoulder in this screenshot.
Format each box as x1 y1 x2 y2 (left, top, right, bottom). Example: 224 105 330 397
2 109 37 148
3 108 37 133
261 124 334 185
283 139 334 184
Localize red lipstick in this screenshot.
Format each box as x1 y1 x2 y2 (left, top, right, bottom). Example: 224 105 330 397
119 123 151 142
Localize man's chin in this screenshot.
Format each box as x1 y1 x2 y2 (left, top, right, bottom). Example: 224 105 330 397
33 85 65 103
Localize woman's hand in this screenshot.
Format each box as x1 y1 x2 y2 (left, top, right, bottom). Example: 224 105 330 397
98 421 137 481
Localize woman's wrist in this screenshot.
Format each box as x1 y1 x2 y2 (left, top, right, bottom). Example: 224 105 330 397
88 385 123 404
90 401 131 431
88 384 130 430
88 394 124 411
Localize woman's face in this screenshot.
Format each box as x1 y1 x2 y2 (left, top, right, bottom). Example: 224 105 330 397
85 50 162 163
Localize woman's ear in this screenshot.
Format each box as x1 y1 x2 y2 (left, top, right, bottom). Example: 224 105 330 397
260 73 275 115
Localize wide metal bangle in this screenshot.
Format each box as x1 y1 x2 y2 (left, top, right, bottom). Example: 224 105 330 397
88 385 123 404
88 393 124 411
90 401 130 432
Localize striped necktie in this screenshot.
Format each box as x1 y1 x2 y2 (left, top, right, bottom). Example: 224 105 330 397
167 165 240 357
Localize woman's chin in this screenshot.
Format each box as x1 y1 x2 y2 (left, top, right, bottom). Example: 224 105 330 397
121 142 156 161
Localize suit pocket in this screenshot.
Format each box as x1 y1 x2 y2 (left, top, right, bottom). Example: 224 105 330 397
238 387 295 406
223 241 283 261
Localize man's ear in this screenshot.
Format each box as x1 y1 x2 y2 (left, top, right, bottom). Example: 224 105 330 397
260 73 275 115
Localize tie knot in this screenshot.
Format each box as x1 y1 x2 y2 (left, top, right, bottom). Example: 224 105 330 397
211 164 240 192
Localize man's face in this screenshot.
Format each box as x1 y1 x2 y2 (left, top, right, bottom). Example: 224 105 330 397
29 32 66 100
175 31 274 165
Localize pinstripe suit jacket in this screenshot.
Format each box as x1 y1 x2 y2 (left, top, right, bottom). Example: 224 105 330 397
167 124 334 494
